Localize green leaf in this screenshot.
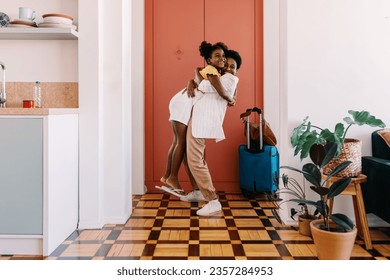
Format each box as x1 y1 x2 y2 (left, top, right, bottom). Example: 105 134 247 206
310 186 329 196
320 142 338 167
278 189 303 199
347 110 386 127
327 177 352 200
324 160 352 179
334 123 345 138
315 200 327 217
309 144 325 166
351 110 369 125
281 165 311 177
331 213 354 230
343 117 354 125
302 163 321 187
300 134 318 160
290 118 309 146
289 199 318 209
281 174 289 187
319 128 335 142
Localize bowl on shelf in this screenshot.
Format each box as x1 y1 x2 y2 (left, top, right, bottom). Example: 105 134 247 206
42 13 73 25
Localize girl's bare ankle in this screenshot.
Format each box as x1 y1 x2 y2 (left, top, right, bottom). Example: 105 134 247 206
160 177 167 184
166 177 183 191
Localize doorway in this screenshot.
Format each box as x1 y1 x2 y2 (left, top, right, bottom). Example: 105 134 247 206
145 0 264 192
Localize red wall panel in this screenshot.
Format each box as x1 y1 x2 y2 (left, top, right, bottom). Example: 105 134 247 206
145 0 263 192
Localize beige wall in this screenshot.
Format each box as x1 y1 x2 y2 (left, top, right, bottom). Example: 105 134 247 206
5 82 78 108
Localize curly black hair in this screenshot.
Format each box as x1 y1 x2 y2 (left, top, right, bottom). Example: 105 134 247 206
199 41 229 61
225 49 242 70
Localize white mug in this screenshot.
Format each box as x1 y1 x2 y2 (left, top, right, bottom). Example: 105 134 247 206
19 7 36 21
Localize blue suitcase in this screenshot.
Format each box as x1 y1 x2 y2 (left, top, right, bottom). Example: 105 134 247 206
239 108 279 197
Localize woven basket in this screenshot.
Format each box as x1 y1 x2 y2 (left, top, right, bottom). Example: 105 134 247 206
322 138 362 177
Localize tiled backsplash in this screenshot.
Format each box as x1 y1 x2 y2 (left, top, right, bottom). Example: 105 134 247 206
5 82 78 108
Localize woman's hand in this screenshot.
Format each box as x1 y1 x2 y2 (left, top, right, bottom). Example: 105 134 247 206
228 96 237 107
184 79 198 97
228 88 238 107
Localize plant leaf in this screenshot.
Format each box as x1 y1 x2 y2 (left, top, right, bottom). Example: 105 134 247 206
347 110 386 127
343 117 354 125
310 186 329 196
315 200 327 217
334 123 345 138
320 142 338 167
327 177 352 200
278 189 303 198
319 128 334 142
324 160 352 180
290 117 309 147
281 174 289 187
350 110 369 125
281 165 312 177
300 134 318 160
302 163 321 187
289 199 319 211
309 144 325 166
331 213 354 231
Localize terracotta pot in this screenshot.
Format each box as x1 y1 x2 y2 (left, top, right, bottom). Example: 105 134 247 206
298 215 318 237
310 219 357 260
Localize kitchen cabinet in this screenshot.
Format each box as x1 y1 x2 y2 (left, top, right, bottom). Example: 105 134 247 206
0 109 78 256
0 118 43 235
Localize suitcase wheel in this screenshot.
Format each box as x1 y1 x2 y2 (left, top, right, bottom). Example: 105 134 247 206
240 189 255 199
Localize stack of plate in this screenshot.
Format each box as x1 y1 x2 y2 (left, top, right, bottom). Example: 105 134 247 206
0 12 11 27
8 19 37 28
38 13 77 30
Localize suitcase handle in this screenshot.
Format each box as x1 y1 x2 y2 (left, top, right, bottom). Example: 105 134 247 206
239 107 262 119
240 107 263 151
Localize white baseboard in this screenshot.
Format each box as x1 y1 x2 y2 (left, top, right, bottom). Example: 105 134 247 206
0 235 43 255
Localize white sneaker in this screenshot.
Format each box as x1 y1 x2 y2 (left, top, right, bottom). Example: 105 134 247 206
196 199 222 216
180 190 206 202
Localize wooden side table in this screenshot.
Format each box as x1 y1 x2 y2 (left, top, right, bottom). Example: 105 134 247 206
324 174 372 250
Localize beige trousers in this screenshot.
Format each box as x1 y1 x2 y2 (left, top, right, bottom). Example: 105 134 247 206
186 117 217 201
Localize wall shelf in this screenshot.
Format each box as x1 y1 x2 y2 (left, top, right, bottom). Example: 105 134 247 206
0 27 78 40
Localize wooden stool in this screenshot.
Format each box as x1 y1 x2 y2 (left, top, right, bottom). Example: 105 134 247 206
324 174 372 250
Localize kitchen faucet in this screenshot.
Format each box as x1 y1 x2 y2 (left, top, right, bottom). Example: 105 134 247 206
0 62 5 108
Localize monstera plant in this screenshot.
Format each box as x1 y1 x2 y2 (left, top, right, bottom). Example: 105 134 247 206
291 110 386 160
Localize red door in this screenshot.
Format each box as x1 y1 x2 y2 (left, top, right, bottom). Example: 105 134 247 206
145 0 263 192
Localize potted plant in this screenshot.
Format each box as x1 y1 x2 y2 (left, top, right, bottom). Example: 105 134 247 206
285 141 358 259
291 110 386 177
274 172 319 237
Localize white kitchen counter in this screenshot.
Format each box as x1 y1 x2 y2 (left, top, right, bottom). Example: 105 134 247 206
0 111 79 256
0 108 79 115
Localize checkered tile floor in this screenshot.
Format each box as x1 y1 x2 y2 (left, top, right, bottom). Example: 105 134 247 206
2 192 390 260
